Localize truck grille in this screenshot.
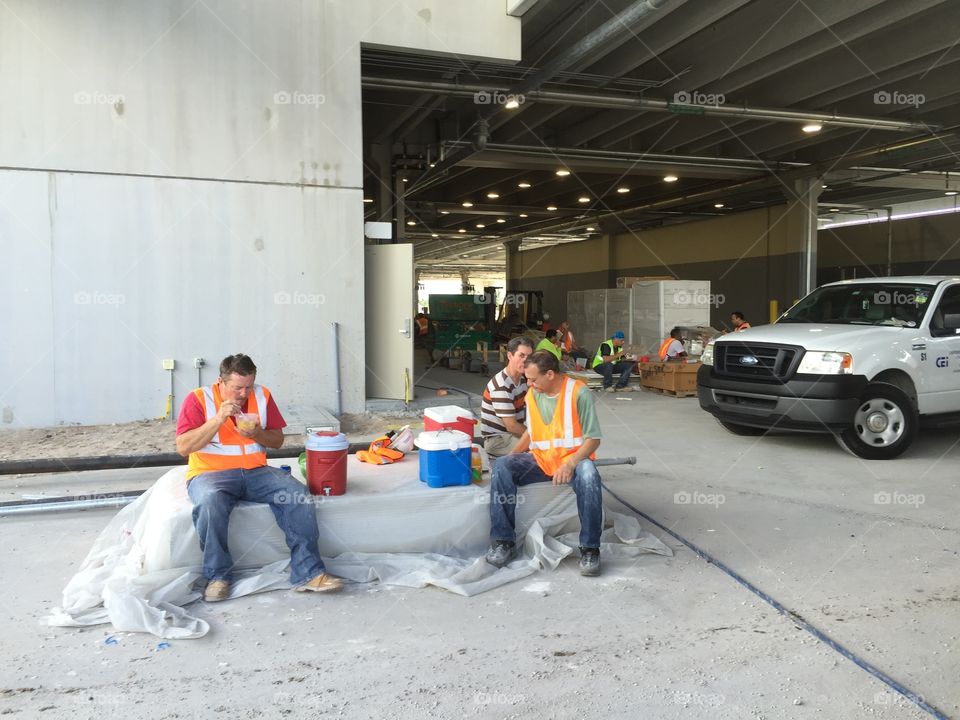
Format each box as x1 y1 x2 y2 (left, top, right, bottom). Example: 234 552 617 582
714 342 801 380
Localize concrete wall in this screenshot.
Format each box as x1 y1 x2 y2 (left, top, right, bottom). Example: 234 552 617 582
0 0 520 428
508 206 960 340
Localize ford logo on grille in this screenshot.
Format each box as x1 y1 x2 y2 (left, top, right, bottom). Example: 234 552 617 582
740 355 759 365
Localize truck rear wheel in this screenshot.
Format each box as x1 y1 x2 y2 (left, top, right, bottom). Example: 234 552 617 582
837 383 916 460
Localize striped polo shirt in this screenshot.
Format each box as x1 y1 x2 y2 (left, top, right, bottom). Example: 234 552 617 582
480 369 528 436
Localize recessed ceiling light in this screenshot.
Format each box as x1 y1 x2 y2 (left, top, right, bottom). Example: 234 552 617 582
429 163 436 168
822 184 828 189
406 220 416 226
440 210 450 215
476 223 486 228
714 203 725 209
555 169 571 177
802 123 823 133
829 208 840 213
462 201 473 208
458 228 467 233
401 177 408 183
504 99 520 110
363 198 373 203
578 196 591 203
547 205 558 211
431 233 439 238
586 226 596 231
487 192 500 199
517 182 531 188
946 190 958 196
663 174 678 183
616 187 630 194
519 213 529 218
496 218 506 223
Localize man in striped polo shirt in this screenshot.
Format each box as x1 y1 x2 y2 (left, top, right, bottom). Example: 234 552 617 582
480 336 534 457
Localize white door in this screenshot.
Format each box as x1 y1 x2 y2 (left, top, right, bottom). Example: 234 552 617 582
365 244 414 400
921 283 960 414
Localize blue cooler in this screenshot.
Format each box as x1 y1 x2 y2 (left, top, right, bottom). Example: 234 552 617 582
414 430 473 488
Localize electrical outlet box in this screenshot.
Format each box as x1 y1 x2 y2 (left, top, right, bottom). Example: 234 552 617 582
162 359 175 370
193 358 205 368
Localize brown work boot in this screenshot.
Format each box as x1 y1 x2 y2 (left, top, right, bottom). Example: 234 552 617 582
203 579 231 602
295 572 344 593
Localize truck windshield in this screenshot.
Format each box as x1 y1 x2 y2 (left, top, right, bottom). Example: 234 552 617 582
779 284 934 327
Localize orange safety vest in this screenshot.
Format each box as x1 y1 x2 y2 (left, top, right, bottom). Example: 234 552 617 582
658 338 673 361
186 383 271 480
415 316 429 336
735 322 752 332
526 376 596 477
560 329 575 353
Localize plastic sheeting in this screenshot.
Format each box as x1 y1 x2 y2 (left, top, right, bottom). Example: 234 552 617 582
47 459 671 639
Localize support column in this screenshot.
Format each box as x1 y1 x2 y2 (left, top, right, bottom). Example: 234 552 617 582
793 178 822 296
503 239 522 289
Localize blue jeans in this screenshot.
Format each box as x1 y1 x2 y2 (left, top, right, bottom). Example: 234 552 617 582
187 465 325 585
489 453 603 548
593 361 636 389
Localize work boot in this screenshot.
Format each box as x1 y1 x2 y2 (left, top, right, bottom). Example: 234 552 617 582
203 579 231 602
579 547 601 577
617 385 635 392
604 386 616 393
485 540 516 568
295 572 344 593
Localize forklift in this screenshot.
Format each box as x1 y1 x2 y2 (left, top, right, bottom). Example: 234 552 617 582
481 287 546 340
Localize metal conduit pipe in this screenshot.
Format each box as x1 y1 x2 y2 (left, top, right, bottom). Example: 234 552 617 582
362 77 935 133
407 0 674 196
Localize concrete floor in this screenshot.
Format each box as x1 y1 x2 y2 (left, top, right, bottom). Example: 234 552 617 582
1 391 957 719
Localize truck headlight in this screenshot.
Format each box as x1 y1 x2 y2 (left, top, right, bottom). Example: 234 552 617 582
700 342 714 366
797 351 853 375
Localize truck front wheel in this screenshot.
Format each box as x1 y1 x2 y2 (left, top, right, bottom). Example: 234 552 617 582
837 383 917 459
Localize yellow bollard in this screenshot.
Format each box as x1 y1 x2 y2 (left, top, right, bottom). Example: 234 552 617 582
769 299 779 324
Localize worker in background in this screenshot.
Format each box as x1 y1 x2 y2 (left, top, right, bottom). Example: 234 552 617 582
591 330 636 393
414 307 430 339
558 320 590 364
541 312 552 333
176 354 343 602
731 311 751 331
659 327 688 361
480 336 534 457
535 328 562 361
485 351 604 576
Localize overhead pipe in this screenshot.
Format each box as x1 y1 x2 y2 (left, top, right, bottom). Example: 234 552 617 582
406 0 674 196
364 76 934 134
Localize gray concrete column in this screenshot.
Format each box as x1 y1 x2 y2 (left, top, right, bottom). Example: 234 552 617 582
793 178 823 295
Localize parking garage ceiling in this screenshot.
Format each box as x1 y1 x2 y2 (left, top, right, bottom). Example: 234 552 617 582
361 0 960 272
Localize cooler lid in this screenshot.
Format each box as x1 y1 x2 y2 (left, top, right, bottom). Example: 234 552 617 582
424 405 475 423
305 431 349 451
414 429 473 451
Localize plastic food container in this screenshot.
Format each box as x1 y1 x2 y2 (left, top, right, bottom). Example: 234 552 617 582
236 413 258 432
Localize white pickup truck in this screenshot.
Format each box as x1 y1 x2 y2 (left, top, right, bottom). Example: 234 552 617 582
698 276 960 459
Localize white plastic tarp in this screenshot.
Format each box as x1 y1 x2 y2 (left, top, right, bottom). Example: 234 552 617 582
47 459 671 638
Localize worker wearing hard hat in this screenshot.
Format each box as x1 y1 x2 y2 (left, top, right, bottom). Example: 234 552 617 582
591 331 636 392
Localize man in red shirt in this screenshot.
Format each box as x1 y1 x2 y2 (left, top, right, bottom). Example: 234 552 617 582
176 353 342 602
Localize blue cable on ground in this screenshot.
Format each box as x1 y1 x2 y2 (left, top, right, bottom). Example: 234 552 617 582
601 482 950 720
